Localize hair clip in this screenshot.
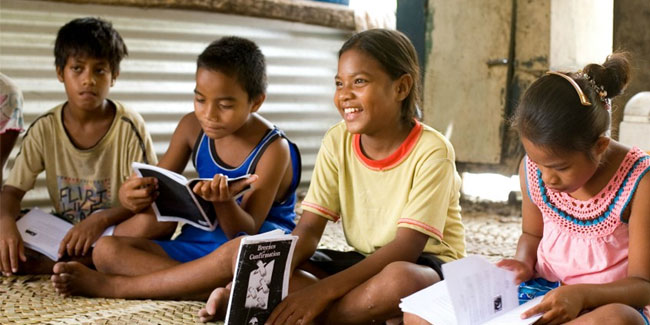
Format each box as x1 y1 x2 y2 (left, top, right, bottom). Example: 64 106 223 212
546 71 592 106
582 73 608 101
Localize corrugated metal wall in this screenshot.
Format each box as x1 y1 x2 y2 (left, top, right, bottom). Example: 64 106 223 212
1 0 349 209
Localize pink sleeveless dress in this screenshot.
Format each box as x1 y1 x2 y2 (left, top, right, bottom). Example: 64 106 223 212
526 147 650 316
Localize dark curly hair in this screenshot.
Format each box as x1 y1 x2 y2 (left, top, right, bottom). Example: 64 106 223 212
54 17 128 76
197 37 267 101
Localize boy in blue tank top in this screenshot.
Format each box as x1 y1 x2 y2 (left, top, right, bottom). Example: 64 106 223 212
50 37 301 284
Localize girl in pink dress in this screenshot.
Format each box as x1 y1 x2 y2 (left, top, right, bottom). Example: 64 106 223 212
498 53 650 324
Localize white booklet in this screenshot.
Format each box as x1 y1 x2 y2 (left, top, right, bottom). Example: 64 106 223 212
15 208 114 261
132 162 252 231
225 229 298 325
399 255 544 325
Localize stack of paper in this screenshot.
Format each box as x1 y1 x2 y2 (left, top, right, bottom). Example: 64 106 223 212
399 255 543 325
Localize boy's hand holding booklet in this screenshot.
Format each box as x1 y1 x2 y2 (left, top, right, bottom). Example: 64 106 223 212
16 208 114 261
225 229 297 325
131 162 253 231
400 255 544 325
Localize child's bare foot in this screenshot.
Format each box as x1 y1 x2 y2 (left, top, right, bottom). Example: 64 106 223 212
51 261 115 297
198 286 231 323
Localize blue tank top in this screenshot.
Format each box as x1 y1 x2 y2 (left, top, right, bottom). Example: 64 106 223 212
189 127 301 236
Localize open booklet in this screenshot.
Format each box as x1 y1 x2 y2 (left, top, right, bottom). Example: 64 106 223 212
400 255 544 325
225 229 298 325
15 208 114 261
132 162 252 231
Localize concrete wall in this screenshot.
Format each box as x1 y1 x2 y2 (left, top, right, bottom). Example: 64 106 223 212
423 0 620 175
499 0 552 174
613 0 650 140
504 0 613 172
549 0 613 70
424 0 513 167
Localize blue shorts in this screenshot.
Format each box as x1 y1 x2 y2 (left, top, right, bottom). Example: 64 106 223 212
518 278 649 324
154 221 293 263
518 278 561 305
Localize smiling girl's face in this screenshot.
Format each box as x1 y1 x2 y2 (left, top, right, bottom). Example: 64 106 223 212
334 48 405 136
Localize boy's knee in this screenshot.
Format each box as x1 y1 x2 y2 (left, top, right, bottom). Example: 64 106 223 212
114 212 174 239
92 237 123 271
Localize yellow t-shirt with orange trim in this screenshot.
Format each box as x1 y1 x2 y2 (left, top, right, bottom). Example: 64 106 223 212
302 121 465 262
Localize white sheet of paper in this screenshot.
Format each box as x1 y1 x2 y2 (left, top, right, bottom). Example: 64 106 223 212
443 255 519 325
483 296 543 325
399 255 543 325
400 281 458 324
16 208 115 261
16 208 73 261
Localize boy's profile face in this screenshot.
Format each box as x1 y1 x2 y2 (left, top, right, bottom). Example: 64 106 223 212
193 67 264 139
57 55 117 112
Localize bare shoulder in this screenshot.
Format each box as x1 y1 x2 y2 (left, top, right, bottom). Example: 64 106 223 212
633 166 650 200
628 151 650 220
245 115 292 192
157 112 201 171
255 129 291 171
174 112 202 146
628 153 650 280
251 113 291 160
518 157 528 192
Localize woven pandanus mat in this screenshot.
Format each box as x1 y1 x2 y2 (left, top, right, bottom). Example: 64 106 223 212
461 202 522 262
0 202 520 324
463 213 520 262
0 275 214 324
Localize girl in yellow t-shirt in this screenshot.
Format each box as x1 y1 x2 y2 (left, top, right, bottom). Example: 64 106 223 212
199 28 467 324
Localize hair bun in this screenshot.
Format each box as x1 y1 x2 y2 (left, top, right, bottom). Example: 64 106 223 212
583 52 631 98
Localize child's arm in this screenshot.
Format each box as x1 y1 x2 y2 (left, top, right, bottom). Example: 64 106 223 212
267 225 429 325
193 136 292 239
0 130 20 180
496 159 543 284
288 211 328 270
57 206 132 258
521 173 650 323
0 185 27 275
119 113 196 213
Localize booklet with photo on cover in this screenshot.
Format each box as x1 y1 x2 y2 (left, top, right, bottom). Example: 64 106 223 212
399 255 544 325
132 162 252 231
225 229 298 325
16 208 114 261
